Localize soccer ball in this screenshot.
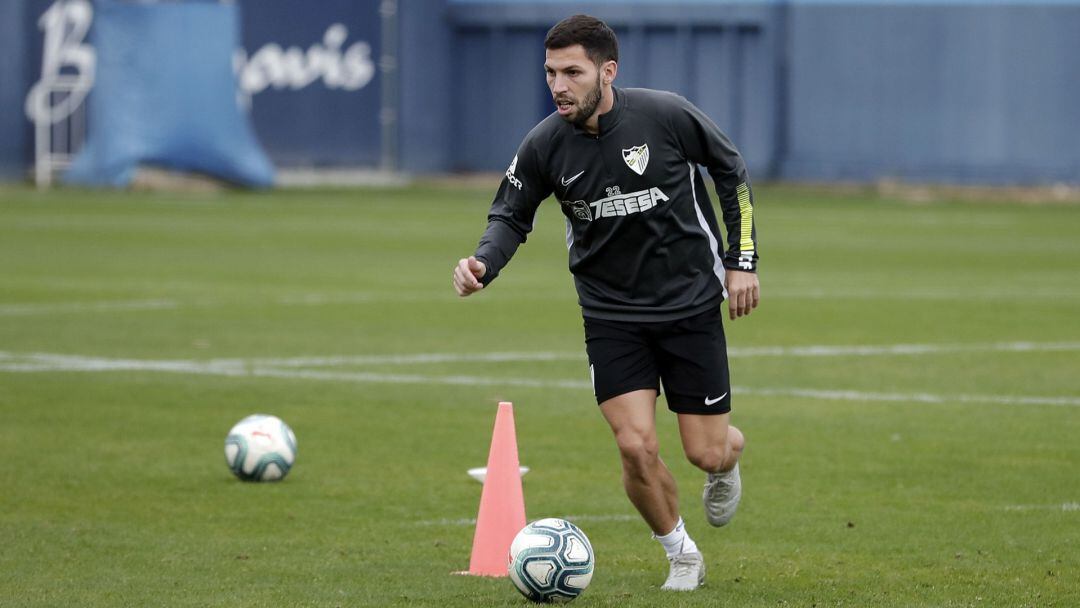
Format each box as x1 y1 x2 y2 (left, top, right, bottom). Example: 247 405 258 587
224 414 297 481
508 518 594 603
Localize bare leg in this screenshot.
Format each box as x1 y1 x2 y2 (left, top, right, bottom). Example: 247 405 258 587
677 412 744 473
679 411 746 527
599 389 680 535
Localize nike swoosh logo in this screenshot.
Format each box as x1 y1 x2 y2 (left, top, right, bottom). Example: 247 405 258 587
704 392 728 406
561 170 585 187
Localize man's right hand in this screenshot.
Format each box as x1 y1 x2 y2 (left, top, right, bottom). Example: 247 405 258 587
452 256 487 297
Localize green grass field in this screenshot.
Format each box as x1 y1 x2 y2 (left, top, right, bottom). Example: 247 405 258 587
1 182 1078 607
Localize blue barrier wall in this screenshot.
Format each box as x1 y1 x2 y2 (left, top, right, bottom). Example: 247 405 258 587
398 0 454 173
435 1 785 176
784 1 1080 184
237 0 382 167
0 1 28 179
11 0 383 182
421 0 1080 183
5 0 1080 184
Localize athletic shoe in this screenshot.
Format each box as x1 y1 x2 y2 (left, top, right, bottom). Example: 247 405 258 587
703 462 741 527
661 551 705 591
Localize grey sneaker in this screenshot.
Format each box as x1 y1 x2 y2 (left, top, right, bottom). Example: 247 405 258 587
703 462 742 527
661 551 705 591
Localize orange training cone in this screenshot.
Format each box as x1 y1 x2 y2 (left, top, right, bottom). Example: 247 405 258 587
464 401 526 576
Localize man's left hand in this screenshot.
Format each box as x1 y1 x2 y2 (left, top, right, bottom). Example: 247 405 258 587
725 269 759 320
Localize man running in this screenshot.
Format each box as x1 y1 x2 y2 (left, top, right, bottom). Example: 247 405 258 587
452 14 759 592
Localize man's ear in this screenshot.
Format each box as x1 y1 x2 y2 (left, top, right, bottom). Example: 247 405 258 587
603 60 618 84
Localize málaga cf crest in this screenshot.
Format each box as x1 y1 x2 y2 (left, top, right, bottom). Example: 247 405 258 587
622 143 650 175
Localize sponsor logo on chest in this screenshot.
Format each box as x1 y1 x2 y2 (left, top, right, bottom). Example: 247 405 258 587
563 185 670 222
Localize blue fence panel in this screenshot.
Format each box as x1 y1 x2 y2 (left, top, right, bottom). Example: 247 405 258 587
784 1 1080 183
8 0 382 180
237 0 382 167
397 0 454 173
0 2 28 179
5 0 1080 184
449 25 550 171
438 2 784 175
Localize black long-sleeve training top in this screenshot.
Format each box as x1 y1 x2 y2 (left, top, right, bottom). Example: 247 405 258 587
474 86 758 322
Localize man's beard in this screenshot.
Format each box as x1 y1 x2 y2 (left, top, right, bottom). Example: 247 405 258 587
559 74 603 128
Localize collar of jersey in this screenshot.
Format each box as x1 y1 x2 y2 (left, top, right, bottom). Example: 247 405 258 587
572 86 625 137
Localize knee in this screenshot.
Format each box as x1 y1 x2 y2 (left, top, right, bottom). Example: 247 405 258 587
614 431 660 475
729 425 746 454
686 427 745 473
685 445 726 473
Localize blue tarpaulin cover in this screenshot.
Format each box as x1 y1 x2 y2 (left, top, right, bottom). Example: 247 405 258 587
66 0 274 188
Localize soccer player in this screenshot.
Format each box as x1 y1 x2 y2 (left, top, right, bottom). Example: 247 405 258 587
452 14 759 592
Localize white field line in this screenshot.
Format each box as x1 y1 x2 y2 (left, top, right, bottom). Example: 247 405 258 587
744 386 1080 407
0 295 385 316
731 341 1080 358
4 340 1076 368
240 341 1080 368
0 352 250 375
1 349 1079 407
415 513 639 527
3 288 1079 317
0 352 587 388
1003 503 1080 512
243 352 583 368
0 299 180 316
768 288 1080 300
249 367 593 391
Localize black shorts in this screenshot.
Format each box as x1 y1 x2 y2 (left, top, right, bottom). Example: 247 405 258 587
583 308 732 415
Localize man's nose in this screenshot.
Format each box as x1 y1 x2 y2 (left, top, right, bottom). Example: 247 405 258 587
551 74 569 94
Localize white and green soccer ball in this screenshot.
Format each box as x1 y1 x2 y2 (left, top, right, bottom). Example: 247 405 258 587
224 414 297 481
508 518 594 603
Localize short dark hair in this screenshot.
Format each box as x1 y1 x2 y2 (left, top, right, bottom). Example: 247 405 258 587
544 15 619 65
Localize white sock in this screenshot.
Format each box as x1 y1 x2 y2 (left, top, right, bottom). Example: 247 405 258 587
654 517 699 558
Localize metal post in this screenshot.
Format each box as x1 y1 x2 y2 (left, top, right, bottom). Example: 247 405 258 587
379 0 399 173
